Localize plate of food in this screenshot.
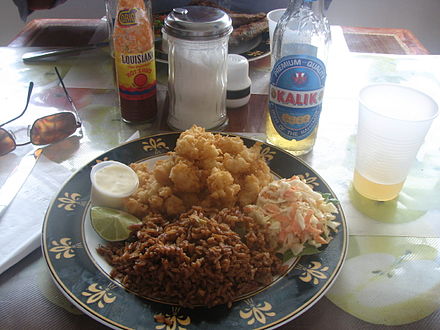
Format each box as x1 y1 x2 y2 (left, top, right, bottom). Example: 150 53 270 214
153 1 271 63
42 126 347 329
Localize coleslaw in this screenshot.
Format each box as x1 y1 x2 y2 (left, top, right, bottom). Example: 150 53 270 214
245 176 340 257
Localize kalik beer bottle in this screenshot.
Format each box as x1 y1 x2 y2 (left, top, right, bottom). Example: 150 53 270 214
113 0 157 123
266 0 331 155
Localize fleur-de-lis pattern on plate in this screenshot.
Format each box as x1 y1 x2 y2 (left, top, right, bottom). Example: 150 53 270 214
247 50 264 57
298 172 319 188
142 138 169 154
154 306 191 330
239 298 276 326
95 157 110 163
57 192 83 211
296 261 329 285
49 238 82 259
81 283 117 309
261 146 276 162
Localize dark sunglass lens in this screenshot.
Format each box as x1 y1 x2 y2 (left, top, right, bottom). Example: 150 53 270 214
30 112 77 145
0 128 16 156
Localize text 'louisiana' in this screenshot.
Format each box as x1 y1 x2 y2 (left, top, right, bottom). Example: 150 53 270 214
121 52 153 65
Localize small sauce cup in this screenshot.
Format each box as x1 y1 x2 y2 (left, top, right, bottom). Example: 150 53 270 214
90 160 139 209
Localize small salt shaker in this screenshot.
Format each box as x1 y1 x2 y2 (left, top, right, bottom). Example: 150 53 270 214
226 54 251 108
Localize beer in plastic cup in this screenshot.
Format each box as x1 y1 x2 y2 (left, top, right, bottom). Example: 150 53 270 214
353 83 438 201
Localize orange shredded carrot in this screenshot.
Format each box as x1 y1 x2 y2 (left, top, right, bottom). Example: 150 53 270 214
283 188 297 200
274 214 290 225
264 203 280 214
314 235 328 245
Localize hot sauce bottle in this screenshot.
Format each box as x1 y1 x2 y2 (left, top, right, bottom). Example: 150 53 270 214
113 0 157 123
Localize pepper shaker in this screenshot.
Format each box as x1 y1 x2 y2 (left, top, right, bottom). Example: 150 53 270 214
163 6 232 131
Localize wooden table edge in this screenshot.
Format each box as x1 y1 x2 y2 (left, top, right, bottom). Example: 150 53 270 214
8 19 430 56
8 18 106 48
341 26 430 55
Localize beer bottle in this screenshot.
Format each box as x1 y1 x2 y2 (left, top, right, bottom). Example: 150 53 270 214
266 0 331 155
113 0 157 123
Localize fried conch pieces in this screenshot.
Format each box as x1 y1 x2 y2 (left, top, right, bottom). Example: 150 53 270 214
125 126 272 217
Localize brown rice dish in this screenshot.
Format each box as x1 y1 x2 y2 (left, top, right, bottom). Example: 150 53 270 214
97 207 286 308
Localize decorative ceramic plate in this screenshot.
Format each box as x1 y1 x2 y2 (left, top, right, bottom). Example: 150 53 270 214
42 132 348 329
155 31 270 64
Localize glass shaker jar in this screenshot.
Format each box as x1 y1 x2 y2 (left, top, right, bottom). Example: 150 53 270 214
163 6 232 131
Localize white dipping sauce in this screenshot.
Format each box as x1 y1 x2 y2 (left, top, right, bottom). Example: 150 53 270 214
95 164 136 194
90 161 139 209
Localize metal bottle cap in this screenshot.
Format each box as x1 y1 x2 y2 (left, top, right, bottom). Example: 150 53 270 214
163 6 232 41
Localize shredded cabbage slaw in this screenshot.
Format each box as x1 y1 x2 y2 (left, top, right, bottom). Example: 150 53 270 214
245 176 339 256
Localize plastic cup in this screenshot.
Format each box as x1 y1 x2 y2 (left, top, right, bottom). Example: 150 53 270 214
353 83 438 201
267 8 286 51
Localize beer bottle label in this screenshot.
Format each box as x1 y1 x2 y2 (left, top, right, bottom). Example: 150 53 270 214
115 48 157 101
269 55 326 141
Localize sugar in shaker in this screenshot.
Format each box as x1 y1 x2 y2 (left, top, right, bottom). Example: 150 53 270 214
163 6 232 131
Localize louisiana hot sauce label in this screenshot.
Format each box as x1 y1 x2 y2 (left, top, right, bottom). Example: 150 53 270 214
115 48 156 101
113 3 157 102
268 55 326 140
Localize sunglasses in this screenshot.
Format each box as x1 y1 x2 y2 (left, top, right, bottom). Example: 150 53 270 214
0 67 82 157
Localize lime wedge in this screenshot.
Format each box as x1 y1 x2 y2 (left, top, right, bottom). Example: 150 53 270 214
90 206 142 242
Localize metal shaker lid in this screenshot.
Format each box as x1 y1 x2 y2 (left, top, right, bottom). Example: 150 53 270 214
163 6 232 40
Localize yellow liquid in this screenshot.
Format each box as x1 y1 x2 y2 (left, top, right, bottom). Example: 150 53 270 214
353 170 404 201
265 110 318 155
